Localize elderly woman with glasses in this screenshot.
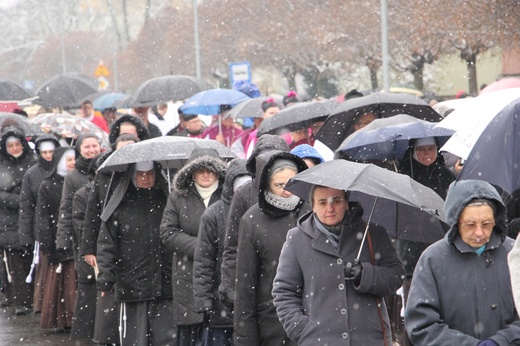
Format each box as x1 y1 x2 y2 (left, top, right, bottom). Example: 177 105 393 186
405 180 520 346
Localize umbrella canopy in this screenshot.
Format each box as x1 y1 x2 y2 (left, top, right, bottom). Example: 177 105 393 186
437 88 520 159
125 75 211 107
36 73 98 109
29 113 109 148
179 89 251 115
285 160 447 243
480 77 520 95
226 96 282 119
257 100 338 136
97 136 237 172
0 80 33 101
92 92 128 110
458 97 520 195
337 114 454 161
316 92 442 151
0 112 44 136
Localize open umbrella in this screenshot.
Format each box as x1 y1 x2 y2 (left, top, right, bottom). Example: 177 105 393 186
125 75 211 107
226 96 282 119
36 73 98 109
458 96 520 195
179 89 251 115
480 77 520 95
337 114 454 162
316 92 442 151
29 113 109 148
0 80 33 101
257 100 337 136
0 112 44 136
92 92 128 110
285 160 446 243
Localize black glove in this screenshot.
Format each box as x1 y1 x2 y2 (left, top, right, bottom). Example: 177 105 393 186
478 340 498 346
345 259 363 285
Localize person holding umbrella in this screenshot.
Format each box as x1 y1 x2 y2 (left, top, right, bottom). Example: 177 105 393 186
272 185 405 346
405 180 520 345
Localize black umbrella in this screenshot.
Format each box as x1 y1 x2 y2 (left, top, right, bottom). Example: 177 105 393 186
257 100 338 136
0 80 33 101
285 160 446 244
36 73 98 109
0 112 44 136
125 75 212 107
316 92 443 151
226 96 282 119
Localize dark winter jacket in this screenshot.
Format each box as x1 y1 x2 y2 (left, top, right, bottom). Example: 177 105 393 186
397 143 455 275
18 134 60 246
273 208 405 346
97 177 171 302
37 147 74 264
193 158 249 327
234 151 309 346
72 183 96 283
220 134 290 301
160 155 227 325
405 180 520 346
0 127 36 249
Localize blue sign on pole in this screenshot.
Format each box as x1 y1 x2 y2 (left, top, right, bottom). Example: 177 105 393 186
229 61 251 86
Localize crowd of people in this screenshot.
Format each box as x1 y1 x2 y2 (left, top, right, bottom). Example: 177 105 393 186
0 87 519 346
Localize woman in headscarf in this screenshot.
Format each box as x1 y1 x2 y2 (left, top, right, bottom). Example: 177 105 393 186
0 125 36 315
37 147 76 330
233 150 309 346
160 148 227 346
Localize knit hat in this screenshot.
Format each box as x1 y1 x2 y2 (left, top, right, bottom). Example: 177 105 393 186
268 159 298 180
283 90 299 106
290 144 324 165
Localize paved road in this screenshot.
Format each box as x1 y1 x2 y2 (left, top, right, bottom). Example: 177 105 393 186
0 305 85 345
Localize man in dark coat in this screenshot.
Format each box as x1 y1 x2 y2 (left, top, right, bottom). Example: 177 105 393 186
233 151 309 346
219 134 289 307
193 158 250 345
272 185 405 346
97 161 174 345
160 149 227 345
0 126 36 315
405 180 520 345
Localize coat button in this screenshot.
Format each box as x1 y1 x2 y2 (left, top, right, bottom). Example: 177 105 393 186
340 308 347 315
338 283 345 290
342 332 349 339
337 258 343 265
491 304 497 310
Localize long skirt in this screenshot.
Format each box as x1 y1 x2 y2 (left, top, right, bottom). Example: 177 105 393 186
71 281 96 340
3 248 33 309
93 290 119 344
118 299 176 346
33 251 49 313
40 260 77 330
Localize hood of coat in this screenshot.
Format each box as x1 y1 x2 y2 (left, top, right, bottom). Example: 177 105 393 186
443 180 508 245
0 126 33 162
34 133 60 156
245 134 290 177
221 158 249 204
173 155 227 197
108 114 150 145
256 150 307 217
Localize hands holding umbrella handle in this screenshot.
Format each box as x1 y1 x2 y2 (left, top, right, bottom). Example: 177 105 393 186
345 259 363 284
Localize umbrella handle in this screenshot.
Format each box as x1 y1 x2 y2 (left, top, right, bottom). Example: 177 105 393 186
355 197 378 261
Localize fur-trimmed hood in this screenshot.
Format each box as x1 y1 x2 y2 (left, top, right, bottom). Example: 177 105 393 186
109 114 150 145
173 155 227 197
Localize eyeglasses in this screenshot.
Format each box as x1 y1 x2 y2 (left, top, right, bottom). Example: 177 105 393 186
459 221 495 233
272 182 287 190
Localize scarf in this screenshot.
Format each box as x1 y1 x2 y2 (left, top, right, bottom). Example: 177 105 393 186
264 190 301 211
195 180 219 207
314 215 341 250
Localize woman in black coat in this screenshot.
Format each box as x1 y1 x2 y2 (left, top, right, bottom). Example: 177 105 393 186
160 148 227 346
233 150 309 346
37 147 77 330
0 126 36 315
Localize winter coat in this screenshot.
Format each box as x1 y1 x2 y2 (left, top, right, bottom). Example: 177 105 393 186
160 155 227 325
193 158 249 327
37 147 74 264
97 180 171 302
405 180 520 346
509 237 520 313
234 151 309 346
220 134 290 301
72 183 96 283
397 144 455 276
272 209 405 346
18 134 59 246
0 126 36 249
